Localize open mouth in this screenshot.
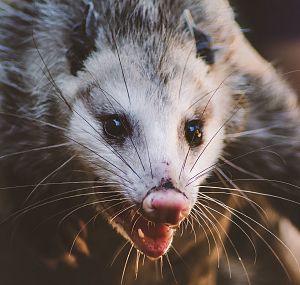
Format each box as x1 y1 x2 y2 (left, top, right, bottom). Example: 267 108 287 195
100 186 190 259
113 209 175 259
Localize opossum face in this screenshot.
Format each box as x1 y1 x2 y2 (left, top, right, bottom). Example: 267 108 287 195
66 41 232 259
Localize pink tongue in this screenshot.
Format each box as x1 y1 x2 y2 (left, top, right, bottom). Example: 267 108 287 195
133 218 174 259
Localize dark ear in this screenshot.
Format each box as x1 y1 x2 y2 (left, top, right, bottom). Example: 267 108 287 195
66 0 99 76
183 9 215 65
193 28 215 65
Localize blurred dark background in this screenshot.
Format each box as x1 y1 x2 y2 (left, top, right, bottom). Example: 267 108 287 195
231 0 300 95
0 1 299 285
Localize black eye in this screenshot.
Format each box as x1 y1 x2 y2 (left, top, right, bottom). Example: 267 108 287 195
103 115 130 141
185 120 203 147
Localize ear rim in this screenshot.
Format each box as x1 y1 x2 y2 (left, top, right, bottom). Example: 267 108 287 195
66 0 99 76
183 9 216 65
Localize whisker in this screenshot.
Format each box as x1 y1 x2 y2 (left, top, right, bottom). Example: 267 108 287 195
69 213 97 256
24 38 142 182
200 193 297 279
144 132 154 179
160 256 164 279
187 140 297 185
219 156 263 180
189 211 212 254
111 241 130 267
0 143 72 160
189 104 241 174
121 244 134 285
179 147 191 181
135 250 141 280
31 200 112 233
83 72 143 180
110 204 135 224
0 111 66 132
170 245 189 270
215 167 268 222
3 193 125 226
0 111 132 182
24 155 76 203
178 46 194 99
185 72 233 112
166 253 178 285
201 204 250 283
282 69 300 76
0 181 110 192
193 204 229 271
226 125 281 139
196 195 258 264
131 214 142 235
91 90 143 180
109 25 131 104
36 184 126 205
34 35 116 155
109 25 146 173
192 205 222 268
59 199 129 228
186 216 197 243
1 184 123 217
198 185 300 206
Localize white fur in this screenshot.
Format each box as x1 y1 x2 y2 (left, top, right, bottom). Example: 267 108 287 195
67 37 233 223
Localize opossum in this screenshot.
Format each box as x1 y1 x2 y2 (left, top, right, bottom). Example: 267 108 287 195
0 0 300 284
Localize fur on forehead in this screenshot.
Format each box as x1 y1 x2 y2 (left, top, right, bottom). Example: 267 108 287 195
75 38 231 115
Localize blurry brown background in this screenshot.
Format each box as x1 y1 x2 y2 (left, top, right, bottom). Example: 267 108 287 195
0 1 299 284
231 0 300 96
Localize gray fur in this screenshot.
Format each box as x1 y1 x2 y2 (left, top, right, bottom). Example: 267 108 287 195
0 1 300 285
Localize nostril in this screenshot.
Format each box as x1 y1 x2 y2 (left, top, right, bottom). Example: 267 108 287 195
161 180 175 190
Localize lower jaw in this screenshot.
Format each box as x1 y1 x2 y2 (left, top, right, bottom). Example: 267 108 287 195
132 229 175 260
111 212 175 259
98 199 176 259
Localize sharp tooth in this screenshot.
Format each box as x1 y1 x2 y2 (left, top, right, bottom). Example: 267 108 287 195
138 228 145 239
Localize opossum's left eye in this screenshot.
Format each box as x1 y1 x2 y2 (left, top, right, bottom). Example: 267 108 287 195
185 120 203 147
103 115 131 142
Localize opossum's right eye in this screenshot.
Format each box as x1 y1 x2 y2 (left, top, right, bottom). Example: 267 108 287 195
103 115 130 142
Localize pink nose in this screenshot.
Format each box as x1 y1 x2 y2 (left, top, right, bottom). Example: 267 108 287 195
142 190 191 226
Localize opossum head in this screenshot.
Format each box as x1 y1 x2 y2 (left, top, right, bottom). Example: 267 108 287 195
66 50 233 258
59 2 234 259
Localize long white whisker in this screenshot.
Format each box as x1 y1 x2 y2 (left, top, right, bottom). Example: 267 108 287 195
201 204 250 284
0 143 72 159
135 250 141 280
187 141 298 186
196 197 257 264
121 244 134 285
193 204 230 273
215 167 268 222
198 185 300 206
69 213 97 256
111 242 130 267
200 193 297 279
166 253 178 285
189 211 211 254
110 204 135 223
59 199 129 228
24 155 76 203
4 190 124 225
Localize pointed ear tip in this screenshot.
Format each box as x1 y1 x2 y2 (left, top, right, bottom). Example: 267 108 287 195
66 0 98 76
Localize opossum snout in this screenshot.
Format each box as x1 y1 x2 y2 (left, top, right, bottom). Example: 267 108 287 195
142 188 191 227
